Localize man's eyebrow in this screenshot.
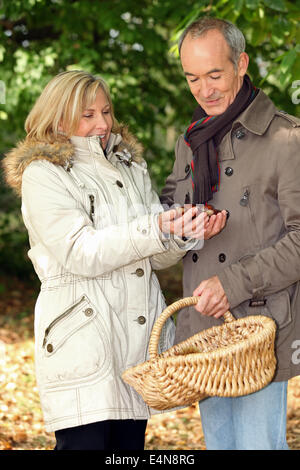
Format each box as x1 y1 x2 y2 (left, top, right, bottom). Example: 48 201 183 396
184 68 223 76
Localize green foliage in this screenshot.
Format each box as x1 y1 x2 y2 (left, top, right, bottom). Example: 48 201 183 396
0 0 299 277
170 0 300 115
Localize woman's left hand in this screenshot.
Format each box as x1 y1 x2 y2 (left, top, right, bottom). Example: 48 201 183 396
158 206 208 240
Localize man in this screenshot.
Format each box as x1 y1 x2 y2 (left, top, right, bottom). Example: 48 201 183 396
160 17 300 450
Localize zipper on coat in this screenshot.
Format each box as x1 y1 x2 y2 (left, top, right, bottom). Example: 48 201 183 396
89 194 95 222
42 296 86 348
240 189 250 206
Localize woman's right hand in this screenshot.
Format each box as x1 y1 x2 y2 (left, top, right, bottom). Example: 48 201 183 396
158 206 208 240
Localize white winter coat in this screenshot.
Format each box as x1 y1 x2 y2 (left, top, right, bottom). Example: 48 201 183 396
3 129 196 432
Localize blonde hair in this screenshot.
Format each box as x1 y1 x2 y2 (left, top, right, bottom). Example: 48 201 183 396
25 70 118 143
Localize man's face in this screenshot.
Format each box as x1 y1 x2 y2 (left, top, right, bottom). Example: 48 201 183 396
180 29 249 116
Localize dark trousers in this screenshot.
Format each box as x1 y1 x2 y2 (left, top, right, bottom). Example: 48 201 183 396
54 419 147 450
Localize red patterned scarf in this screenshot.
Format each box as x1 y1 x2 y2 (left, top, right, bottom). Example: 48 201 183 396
184 75 257 204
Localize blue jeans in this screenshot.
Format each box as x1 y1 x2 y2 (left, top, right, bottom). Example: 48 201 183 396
199 381 289 450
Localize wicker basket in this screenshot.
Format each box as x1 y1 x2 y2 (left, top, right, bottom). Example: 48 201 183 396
122 296 277 410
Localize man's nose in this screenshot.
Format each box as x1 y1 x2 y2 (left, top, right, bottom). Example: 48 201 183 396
200 81 215 99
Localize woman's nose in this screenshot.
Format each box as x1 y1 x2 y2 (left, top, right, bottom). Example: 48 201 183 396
95 114 108 130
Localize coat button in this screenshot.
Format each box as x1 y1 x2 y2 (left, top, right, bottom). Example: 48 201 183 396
137 316 146 325
135 268 144 277
218 253 226 263
185 164 190 173
235 128 246 139
116 180 123 188
192 253 198 263
185 192 191 204
225 167 233 176
84 308 94 317
47 343 53 353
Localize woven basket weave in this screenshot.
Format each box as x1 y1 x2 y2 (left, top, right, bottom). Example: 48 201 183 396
122 296 277 410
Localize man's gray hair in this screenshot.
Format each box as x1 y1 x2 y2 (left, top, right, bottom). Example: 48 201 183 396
178 17 246 69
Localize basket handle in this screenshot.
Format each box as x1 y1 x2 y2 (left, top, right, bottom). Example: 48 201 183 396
148 296 235 360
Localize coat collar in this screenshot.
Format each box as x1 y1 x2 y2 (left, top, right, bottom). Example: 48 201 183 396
218 89 277 162
232 89 277 135
70 133 122 161
2 126 143 196
69 133 122 169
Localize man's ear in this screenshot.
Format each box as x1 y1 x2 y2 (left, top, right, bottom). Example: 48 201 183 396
238 52 249 77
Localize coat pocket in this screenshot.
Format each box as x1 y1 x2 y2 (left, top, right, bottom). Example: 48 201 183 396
236 288 293 331
82 187 117 229
41 295 111 387
263 289 293 330
240 185 261 250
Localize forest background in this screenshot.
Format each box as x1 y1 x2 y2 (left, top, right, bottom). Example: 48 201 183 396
0 0 299 451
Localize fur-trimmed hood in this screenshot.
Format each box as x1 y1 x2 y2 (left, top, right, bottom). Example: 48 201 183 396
2 125 143 196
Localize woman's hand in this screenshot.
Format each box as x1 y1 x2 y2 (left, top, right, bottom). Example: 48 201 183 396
158 206 208 240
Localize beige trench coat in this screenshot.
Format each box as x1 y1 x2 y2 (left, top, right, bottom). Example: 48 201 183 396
161 90 300 382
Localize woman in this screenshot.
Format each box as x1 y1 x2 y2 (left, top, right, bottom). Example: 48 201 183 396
2 70 223 450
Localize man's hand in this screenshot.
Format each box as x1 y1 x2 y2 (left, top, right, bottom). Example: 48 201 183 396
204 210 227 239
193 276 229 319
158 206 227 241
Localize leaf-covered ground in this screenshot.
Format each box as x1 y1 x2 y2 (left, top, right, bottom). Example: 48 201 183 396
0 274 299 451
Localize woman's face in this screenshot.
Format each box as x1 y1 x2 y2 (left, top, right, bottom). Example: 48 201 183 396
75 88 113 149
